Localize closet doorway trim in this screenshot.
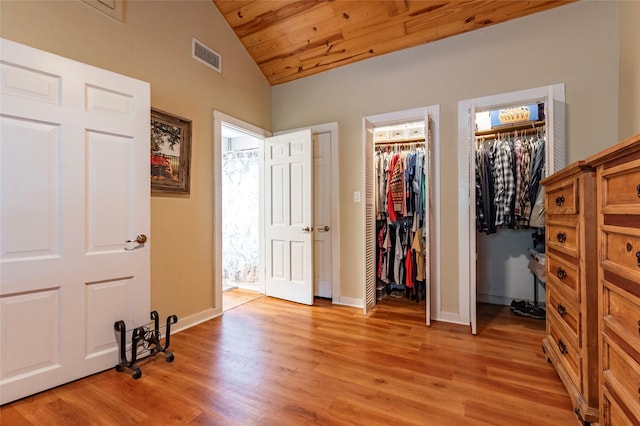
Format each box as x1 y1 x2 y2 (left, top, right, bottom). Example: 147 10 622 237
213 111 271 314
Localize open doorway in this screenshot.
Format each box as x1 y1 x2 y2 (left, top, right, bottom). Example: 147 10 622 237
213 112 342 312
363 106 440 325
221 123 263 311
458 84 566 334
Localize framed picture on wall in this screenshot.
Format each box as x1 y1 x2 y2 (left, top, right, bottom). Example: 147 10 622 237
150 108 192 194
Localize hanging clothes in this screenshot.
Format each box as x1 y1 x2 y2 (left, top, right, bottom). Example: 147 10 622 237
387 153 402 222
375 147 426 222
374 143 427 301
476 141 496 234
528 137 546 213
475 130 546 233
493 137 516 227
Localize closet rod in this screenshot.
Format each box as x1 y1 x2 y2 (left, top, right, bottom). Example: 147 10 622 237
374 137 425 146
475 120 546 138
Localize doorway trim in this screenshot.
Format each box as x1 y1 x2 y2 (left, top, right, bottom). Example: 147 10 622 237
213 111 271 312
457 84 565 334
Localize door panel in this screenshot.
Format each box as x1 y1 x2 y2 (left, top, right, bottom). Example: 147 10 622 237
264 130 313 305
364 119 376 314
1 290 60 379
1 117 60 262
86 131 133 252
0 38 150 404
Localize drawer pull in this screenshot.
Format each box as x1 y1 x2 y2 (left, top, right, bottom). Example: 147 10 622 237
556 232 567 243
557 303 567 317
557 338 568 355
556 267 567 280
555 195 565 206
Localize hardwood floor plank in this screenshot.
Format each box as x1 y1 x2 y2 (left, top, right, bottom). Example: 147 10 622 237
1 298 577 425
222 288 262 312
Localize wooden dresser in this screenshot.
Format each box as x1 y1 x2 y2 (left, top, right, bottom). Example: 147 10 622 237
586 133 640 425
541 161 599 424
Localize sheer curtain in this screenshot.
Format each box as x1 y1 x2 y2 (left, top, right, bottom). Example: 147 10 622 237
222 149 259 285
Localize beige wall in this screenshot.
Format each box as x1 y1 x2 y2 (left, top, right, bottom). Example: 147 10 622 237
2 0 633 323
272 1 620 314
0 0 272 322
619 1 640 139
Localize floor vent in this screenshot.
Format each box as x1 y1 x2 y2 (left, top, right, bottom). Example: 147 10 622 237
192 38 221 73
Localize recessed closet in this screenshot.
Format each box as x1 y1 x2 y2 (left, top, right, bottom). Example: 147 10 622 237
459 84 566 334
374 124 428 306
363 106 440 325
474 104 548 320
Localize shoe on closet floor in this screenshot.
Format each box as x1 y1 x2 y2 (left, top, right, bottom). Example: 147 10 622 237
510 299 527 312
515 303 546 320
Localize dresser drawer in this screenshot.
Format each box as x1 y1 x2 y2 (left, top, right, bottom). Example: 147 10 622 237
546 177 578 215
548 282 580 347
600 158 640 215
547 251 579 302
602 335 640 421
548 320 581 391
547 221 579 257
602 386 639 426
601 225 640 282
603 277 640 354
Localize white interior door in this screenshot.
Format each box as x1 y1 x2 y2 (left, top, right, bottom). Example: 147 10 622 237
264 129 314 305
424 116 432 326
0 38 150 404
363 119 376 314
313 131 332 298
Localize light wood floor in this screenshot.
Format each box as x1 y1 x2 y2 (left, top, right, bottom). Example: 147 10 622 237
1 297 577 425
223 287 262 312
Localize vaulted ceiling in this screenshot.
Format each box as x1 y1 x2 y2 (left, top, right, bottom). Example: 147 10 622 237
212 0 575 86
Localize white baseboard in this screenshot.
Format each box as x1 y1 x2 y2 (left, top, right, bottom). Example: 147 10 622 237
333 296 363 308
171 308 221 334
477 293 546 306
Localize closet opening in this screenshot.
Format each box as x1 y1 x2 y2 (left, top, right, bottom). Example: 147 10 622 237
474 104 547 323
221 123 262 311
458 83 566 334
363 106 440 326
374 123 428 316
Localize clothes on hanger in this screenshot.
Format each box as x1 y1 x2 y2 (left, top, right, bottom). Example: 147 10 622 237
374 144 427 301
475 132 546 233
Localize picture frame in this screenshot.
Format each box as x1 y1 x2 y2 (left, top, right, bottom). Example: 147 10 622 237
150 108 192 195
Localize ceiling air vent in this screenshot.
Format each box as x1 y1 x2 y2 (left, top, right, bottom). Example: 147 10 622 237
192 38 221 73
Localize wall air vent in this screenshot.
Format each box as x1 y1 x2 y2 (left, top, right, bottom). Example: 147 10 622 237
192 38 221 73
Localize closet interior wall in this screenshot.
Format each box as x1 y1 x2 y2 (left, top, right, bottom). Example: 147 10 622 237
474 116 547 308
373 122 429 310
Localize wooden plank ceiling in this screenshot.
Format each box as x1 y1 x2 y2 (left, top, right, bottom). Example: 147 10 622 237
212 0 574 86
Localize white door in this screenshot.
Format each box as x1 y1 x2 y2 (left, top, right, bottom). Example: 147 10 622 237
313 131 332 298
0 39 150 404
363 119 376 314
424 117 432 326
264 129 314 305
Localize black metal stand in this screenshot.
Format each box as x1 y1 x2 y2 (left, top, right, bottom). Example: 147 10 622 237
114 311 178 379
531 229 546 307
